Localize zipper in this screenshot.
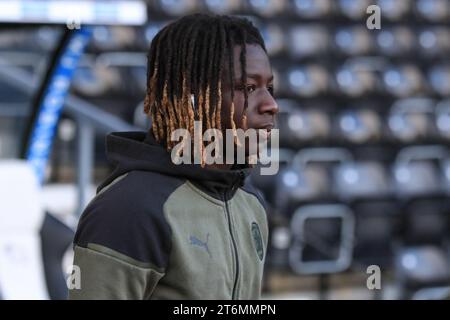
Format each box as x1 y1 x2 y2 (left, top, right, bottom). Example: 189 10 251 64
224 189 239 300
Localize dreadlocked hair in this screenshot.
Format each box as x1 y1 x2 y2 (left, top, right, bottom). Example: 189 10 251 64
143 13 267 166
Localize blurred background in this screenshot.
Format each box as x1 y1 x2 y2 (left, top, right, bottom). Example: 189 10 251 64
0 0 449 300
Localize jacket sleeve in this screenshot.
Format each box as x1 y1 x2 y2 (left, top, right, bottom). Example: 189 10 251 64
68 244 165 300
67 174 173 300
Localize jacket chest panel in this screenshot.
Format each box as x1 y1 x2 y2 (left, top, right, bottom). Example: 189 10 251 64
159 183 265 299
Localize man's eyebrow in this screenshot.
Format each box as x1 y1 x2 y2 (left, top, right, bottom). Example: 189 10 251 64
235 74 274 82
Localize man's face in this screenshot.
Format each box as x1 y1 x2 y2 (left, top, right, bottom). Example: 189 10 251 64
220 44 279 153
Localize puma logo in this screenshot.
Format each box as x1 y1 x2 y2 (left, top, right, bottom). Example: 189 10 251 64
189 233 211 258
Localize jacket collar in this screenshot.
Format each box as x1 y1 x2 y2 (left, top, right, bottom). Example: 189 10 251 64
98 131 250 200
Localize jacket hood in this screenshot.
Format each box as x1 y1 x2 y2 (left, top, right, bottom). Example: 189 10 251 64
97 131 251 197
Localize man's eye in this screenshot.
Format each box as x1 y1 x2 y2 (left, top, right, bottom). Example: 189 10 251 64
246 84 256 93
236 84 272 95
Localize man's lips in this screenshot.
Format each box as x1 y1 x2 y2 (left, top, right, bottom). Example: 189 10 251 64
256 124 274 140
257 124 274 131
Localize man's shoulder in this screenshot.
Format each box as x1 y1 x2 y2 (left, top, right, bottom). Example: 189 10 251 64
99 170 185 200
73 170 185 266
239 177 268 212
83 170 186 223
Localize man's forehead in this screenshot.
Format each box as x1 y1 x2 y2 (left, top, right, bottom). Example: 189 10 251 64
232 44 272 80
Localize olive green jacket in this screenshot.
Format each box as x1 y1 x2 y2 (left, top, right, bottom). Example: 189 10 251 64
69 132 268 300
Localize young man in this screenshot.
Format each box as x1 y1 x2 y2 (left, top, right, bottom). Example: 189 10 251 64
69 13 278 300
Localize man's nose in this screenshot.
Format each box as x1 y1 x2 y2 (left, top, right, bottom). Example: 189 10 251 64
259 93 279 116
